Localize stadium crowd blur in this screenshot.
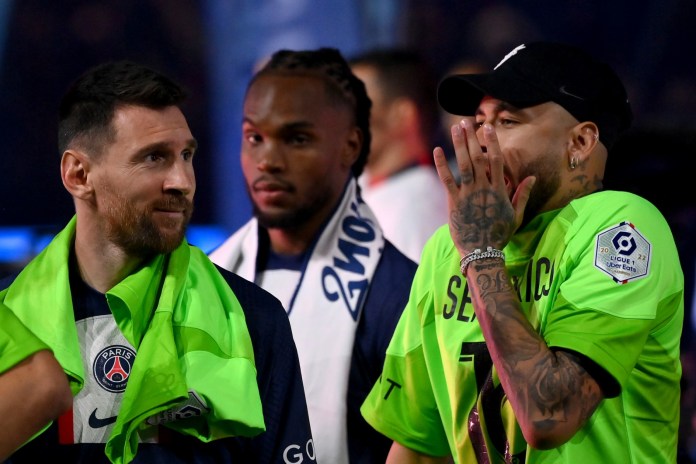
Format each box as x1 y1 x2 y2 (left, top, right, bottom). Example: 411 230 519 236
0 0 694 461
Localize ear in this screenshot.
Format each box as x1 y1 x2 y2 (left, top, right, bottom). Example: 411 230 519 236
61 149 94 199
342 126 363 168
567 122 599 169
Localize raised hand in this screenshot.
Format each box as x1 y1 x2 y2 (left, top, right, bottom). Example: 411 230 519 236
433 119 535 258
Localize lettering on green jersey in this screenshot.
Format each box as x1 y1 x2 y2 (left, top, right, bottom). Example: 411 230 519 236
382 378 402 400
443 275 474 321
511 257 555 303
443 258 555 323
459 342 492 391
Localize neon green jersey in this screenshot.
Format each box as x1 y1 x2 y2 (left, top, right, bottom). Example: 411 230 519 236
0 301 48 375
362 190 683 463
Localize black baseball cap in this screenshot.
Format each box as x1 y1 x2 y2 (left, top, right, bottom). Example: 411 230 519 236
437 42 633 149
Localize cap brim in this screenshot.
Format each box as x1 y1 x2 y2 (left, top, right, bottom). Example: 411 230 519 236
437 72 552 115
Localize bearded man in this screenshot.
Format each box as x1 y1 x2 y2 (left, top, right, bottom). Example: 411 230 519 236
0 61 314 464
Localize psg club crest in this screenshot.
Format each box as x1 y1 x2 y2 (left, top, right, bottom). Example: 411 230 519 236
93 345 135 393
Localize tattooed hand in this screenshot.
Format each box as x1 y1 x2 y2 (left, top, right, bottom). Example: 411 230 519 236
433 119 536 256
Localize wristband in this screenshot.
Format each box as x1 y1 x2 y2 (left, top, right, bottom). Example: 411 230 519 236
459 246 505 274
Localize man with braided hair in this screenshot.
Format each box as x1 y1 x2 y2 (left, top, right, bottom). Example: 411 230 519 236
210 47 417 464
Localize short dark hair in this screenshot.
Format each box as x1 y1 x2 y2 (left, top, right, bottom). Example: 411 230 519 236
251 47 372 178
349 48 439 144
58 60 187 156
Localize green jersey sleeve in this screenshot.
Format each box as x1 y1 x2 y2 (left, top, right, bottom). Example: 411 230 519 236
541 191 682 391
361 226 451 457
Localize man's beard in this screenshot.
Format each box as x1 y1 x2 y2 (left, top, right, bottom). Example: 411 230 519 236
248 184 332 231
101 189 193 256
518 155 561 228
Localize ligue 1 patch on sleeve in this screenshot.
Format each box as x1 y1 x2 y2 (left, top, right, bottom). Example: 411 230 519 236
145 390 210 426
594 221 651 284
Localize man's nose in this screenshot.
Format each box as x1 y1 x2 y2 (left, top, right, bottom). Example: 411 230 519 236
164 159 195 195
256 146 285 172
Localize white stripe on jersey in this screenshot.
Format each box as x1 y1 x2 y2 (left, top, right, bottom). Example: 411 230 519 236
72 314 157 444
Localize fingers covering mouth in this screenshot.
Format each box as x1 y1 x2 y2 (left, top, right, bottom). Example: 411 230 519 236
504 175 513 199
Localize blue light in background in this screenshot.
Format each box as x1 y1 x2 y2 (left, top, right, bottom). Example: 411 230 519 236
0 224 230 264
185 225 230 254
0 227 33 262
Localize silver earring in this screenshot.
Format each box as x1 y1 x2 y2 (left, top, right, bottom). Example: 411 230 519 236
570 157 577 170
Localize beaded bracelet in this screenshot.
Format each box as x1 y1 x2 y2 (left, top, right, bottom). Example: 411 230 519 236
459 246 505 274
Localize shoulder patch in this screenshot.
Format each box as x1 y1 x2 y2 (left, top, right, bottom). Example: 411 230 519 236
594 222 651 284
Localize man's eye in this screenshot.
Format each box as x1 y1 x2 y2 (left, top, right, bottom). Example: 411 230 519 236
246 133 262 144
182 150 194 161
499 118 517 127
289 134 310 145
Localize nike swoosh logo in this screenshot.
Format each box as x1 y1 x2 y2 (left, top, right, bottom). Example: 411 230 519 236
88 408 117 428
558 85 585 100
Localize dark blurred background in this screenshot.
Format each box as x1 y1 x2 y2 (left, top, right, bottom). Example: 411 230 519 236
0 0 694 459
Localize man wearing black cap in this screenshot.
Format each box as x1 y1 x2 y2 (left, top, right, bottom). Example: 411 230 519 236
361 42 683 463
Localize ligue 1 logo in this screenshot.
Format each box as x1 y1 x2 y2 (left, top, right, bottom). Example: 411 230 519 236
93 345 136 393
594 221 651 284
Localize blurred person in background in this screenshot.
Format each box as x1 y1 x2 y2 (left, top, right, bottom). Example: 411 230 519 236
349 48 448 263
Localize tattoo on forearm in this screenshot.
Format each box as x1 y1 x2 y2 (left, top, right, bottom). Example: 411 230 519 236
473 267 601 430
471 260 503 273
528 352 601 429
475 268 511 296
476 270 540 365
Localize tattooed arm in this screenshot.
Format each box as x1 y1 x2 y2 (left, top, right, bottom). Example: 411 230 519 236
433 118 604 449
465 259 604 449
